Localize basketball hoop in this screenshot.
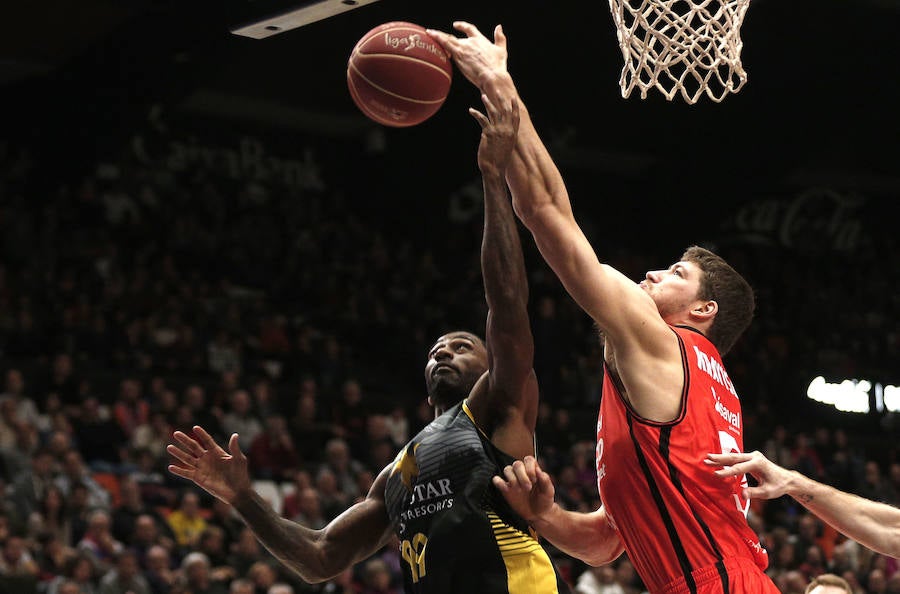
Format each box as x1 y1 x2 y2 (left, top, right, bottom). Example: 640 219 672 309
608 0 751 104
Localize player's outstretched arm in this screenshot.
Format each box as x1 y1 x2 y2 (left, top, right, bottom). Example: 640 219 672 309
428 23 668 348
708 451 900 558
465 93 538 457
493 456 624 566
168 426 393 583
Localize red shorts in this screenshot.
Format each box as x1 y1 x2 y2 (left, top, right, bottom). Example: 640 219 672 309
657 557 780 594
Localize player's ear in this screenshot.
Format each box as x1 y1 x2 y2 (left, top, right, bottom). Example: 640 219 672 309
691 300 717 321
427 396 434 407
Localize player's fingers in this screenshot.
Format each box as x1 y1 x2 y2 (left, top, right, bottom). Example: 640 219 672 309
536 468 554 494
500 464 517 485
713 463 747 478
509 97 519 119
480 93 498 117
167 464 195 481
192 426 223 453
166 444 197 467
743 486 768 500
172 431 205 457
492 475 510 493
468 107 489 128
227 433 243 458
453 21 486 40
707 452 750 466
494 24 507 48
426 30 454 53
511 460 532 489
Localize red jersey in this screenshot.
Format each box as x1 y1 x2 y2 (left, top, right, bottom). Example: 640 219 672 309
596 326 778 594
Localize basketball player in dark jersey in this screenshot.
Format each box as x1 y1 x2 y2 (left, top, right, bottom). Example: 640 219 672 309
167 94 571 593
428 22 780 594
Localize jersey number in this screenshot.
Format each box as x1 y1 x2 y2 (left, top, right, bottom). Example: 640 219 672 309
718 430 750 518
400 533 428 583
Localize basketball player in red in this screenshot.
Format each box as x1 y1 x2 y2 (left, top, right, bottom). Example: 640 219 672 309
428 22 780 594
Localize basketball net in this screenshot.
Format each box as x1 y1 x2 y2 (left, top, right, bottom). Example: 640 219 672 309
609 0 751 104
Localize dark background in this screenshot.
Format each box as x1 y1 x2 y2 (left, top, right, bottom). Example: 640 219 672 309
1 0 898 430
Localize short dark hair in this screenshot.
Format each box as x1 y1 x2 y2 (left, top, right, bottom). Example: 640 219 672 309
682 246 754 356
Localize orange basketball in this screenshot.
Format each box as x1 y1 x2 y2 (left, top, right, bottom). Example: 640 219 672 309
347 22 453 128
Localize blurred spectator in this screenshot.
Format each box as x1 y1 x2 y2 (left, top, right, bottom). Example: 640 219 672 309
0 368 40 429
183 385 224 443
285 487 326 529
144 545 177 594
804 573 853 594
111 475 172 546
247 561 279 594
9 448 57 525
55 449 112 511
113 378 150 439
179 551 227 594
131 447 177 507
71 398 127 472
0 534 40 577
131 412 175 467
383 405 409 449
289 390 333 463
45 553 98 594
35 484 73 545
196 525 235 583
315 468 348 521
230 579 255 594
45 354 80 414
97 548 151 594
859 461 895 504
574 565 626 594
166 490 207 552
221 390 262 447
205 499 245 547
208 330 242 376
227 527 271 578
34 530 77 582
0 397 20 449
249 378 278 420
246 414 300 483
331 379 369 458
867 567 889 594
357 558 398 594
318 439 364 501
76 508 123 575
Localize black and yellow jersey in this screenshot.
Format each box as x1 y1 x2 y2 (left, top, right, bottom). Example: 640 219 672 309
384 400 571 594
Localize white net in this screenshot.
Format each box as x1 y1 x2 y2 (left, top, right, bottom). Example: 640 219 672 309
609 0 751 104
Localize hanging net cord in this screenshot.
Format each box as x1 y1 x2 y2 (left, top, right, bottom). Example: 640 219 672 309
609 0 751 104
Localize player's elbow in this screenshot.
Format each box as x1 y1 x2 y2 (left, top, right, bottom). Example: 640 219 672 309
581 542 626 567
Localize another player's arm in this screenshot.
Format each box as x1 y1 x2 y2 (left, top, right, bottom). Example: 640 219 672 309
465 94 539 457
709 451 900 558
494 456 625 566
168 428 393 583
428 23 680 398
234 467 394 582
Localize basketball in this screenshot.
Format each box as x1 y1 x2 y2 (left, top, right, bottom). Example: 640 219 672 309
347 21 453 127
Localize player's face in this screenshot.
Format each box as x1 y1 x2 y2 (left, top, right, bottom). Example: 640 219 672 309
424 332 488 405
639 260 705 321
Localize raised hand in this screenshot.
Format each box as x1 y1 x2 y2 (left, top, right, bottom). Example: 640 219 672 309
492 456 556 524
167 426 252 505
469 94 520 178
426 22 509 90
706 450 793 500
